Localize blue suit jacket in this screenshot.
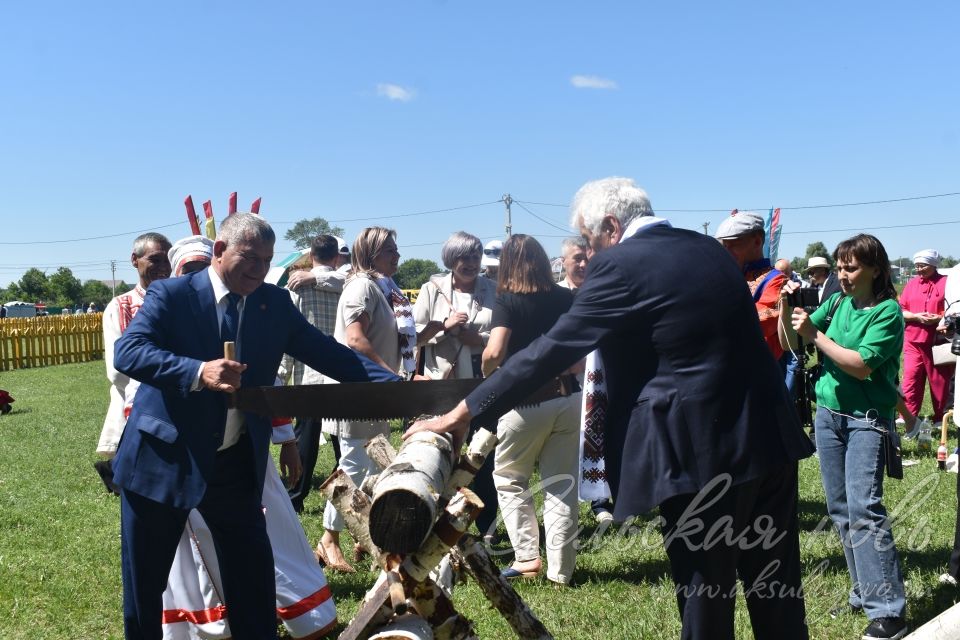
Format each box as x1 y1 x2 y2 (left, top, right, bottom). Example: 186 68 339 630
466 225 814 519
113 269 398 509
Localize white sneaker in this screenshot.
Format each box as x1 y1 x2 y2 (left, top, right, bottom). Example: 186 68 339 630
595 510 614 525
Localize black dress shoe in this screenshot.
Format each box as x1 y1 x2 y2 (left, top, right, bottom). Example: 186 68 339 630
93 460 120 496
862 616 906 639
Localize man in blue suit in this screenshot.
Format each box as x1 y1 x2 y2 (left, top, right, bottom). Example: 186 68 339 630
409 178 814 640
113 213 398 640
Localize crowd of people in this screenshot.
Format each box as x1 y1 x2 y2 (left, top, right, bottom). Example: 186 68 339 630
92 177 960 640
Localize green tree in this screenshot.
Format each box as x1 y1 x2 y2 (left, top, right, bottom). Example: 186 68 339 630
394 259 442 290
941 255 958 269
790 241 835 276
47 267 83 307
16 268 49 302
283 217 345 250
81 280 114 308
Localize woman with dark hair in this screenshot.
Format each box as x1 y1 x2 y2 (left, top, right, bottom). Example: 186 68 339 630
483 234 581 586
782 234 907 640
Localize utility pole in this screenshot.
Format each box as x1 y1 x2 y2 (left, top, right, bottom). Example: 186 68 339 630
502 194 513 238
110 260 117 297
702 222 710 235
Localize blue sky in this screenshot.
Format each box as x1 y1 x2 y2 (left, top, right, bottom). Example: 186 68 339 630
1 2 958 289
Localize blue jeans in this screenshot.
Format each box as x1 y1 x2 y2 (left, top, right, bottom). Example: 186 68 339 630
814 406 906 620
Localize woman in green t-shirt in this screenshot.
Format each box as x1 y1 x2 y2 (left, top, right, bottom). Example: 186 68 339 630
782 234 907 640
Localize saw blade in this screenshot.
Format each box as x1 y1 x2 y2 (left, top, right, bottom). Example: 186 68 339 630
234 378 484 420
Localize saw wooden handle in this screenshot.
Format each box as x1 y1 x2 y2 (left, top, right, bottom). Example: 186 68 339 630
943 410 954 446
224 341 236 360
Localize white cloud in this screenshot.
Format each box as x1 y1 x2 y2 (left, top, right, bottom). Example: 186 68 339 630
376 83 416 102
570 75 618 90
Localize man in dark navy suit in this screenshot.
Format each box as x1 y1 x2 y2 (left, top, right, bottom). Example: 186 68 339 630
409 178 814 640
113 213 398 640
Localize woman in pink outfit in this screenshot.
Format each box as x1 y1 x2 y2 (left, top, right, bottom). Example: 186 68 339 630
899 249 954 422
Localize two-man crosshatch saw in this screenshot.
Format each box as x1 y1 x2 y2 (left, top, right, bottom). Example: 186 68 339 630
233 377 568 640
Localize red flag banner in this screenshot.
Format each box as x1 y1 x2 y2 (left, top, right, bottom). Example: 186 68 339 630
250 197 261 214
228 192 237 216
184 196 201 235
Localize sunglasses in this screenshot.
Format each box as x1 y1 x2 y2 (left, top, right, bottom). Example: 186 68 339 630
483 248 501 256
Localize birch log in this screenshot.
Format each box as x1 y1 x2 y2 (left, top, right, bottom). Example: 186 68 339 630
370 432 455 554
439 429 498 509
402 489 483 583
368 614 434 640
318 468 380 558
457 535 553 640
366 433 398 471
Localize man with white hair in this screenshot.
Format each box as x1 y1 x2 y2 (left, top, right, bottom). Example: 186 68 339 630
409 177 813 640
900 249 952 423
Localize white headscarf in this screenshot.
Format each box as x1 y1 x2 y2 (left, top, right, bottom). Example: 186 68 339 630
913 249 941 267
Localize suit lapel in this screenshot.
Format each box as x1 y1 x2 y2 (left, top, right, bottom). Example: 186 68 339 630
189 270 221 360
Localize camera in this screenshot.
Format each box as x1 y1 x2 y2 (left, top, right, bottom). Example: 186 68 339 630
786 287 820 310
944 315 960 356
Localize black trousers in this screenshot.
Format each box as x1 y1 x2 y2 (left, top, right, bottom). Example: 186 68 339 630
287 416 341 513
659 463 808 640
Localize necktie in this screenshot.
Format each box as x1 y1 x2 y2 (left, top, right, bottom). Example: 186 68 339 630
220 293 241 344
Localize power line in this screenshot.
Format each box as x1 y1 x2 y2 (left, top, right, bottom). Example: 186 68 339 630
782 219 960 235
515 190 960 213
0 221 185 245
512 201 572 234
274 200 504 224
0 201 504 246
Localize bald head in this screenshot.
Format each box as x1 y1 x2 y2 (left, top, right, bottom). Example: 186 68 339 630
774 259 792 278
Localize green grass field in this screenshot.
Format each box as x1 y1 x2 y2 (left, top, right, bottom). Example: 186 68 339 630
1 362 959 639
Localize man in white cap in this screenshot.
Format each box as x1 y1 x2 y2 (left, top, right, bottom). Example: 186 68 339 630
715 211 787 361
900 249 952 423
168 234 214 277
805 256 840 304
482 239 502 281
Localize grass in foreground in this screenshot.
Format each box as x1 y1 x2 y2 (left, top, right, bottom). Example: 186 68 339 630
1 362 959 639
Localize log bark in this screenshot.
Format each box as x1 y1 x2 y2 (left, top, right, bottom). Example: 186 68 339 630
402 489 483 583
368 614 434 640
319 468 380 559
370 432 455 554
366 433 398 471
457 535 553 640
440 429 497 509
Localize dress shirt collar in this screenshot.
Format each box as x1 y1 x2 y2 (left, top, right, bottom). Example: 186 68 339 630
620 215 671 242
207 266 244 305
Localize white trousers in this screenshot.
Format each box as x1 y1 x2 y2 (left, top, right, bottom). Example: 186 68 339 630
161 456 337 639
322 436 380 532
493 393 581 585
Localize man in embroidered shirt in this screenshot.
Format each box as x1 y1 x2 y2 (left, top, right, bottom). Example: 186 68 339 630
715 211 787 361
279 234 347 512
95 232 172 460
